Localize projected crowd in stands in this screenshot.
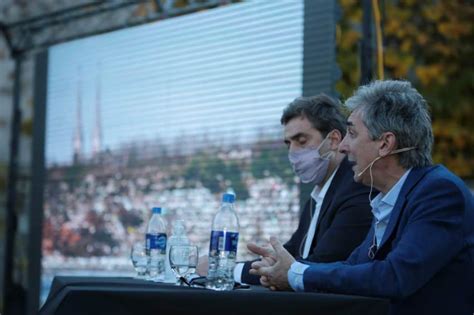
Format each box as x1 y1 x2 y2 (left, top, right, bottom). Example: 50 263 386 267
42 139 300 272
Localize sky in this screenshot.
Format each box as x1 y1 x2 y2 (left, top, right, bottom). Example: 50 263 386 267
45 0 304 165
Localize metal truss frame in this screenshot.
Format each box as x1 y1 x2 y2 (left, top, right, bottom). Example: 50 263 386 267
0 0 235 57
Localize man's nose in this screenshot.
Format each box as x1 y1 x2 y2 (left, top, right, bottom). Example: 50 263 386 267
288 142 296 153
339 135 349 154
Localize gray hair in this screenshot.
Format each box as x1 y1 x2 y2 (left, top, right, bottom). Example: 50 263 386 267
345 80 433 168
281 94 347 138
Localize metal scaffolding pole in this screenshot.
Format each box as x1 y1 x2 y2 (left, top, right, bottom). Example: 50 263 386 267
360 0 373 84
3 55 24 315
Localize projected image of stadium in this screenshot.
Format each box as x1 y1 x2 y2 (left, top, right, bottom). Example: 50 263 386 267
40 0 336 301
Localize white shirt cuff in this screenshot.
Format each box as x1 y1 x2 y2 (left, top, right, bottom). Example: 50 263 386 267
233 262 245 283
288 261 308 291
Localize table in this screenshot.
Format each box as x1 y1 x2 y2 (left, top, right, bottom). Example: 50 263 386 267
39 276 389 315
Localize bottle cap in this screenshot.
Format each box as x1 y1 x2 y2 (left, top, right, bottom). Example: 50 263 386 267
152 207 161 214
222 193 235 203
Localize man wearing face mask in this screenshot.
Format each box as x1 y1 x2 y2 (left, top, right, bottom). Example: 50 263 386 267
233 94 374 285
250 80 473 315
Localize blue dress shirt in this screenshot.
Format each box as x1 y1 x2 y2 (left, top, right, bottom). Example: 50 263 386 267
370 169 411 246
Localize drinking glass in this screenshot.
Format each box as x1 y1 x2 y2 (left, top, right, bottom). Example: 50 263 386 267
169 245 199 286
130 242 148 278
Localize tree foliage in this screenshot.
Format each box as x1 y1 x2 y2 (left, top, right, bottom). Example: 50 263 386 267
337 0 473 177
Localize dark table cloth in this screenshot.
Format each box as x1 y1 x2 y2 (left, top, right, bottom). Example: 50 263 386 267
39 276 389 315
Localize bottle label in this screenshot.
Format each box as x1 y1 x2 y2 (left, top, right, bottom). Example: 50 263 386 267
209 230 239 254
146 233 167 254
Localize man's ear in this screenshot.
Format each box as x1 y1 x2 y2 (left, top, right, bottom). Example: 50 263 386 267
328 129 342 150
378 132 397 157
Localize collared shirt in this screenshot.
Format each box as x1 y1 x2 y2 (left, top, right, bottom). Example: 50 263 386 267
370 169 411 246
302 167 338 258
234 167 338 284
288 169 412 291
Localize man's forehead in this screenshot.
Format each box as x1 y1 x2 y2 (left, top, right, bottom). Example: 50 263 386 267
285 116 311 131
346 111 362 127
284 116 319 138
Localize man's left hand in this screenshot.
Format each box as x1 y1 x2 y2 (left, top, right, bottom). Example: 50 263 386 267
249 236 295 291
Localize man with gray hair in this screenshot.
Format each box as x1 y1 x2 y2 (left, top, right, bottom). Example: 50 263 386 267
250 80 474 315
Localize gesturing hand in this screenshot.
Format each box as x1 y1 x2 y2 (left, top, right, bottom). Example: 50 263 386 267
247 242 276 259
196 255 208 276
249 236 295 291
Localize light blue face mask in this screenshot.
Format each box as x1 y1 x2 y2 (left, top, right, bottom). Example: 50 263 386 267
288 135 332 184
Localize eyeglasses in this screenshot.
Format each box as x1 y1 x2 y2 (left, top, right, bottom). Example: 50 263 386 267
188 276 206 288
368 233 377 260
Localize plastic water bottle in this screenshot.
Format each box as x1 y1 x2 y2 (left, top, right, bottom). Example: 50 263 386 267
164 220 189 283
146 207 167 281
206 193 239 291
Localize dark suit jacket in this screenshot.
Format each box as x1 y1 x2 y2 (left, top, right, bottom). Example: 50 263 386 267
241 157 373 284
303 165 474 315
